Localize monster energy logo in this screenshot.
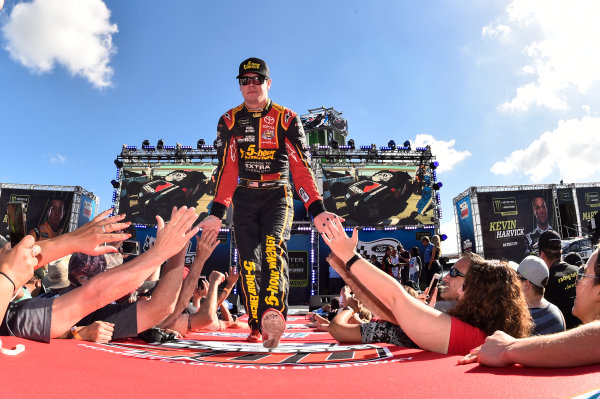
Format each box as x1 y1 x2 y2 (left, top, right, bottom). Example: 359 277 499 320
492 197 518 216
585 192 600 207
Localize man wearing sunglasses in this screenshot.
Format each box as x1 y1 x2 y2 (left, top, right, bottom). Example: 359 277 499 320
198 57 339 348
440 254 471 299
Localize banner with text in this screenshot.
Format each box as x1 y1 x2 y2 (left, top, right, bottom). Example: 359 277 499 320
576 186 600 233
456 195 476 253
477 189 554 262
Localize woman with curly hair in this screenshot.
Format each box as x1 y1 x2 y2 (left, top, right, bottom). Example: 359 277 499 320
322 217 533 355
448 258 533 338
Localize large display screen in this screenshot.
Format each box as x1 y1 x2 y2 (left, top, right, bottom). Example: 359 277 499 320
1 188 74 241
477 189 554 262
321 163 437 226
117 164 217 225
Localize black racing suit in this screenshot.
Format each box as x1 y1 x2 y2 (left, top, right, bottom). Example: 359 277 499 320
210 99 325 330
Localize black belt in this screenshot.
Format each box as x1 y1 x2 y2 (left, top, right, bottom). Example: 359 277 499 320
237 178 288 189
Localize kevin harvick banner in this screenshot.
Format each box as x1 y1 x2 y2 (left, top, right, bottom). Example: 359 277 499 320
476 189 554 262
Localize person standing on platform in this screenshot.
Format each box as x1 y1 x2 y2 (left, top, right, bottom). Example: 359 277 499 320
197 57 339 348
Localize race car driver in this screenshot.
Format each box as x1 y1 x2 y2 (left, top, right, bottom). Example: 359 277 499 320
30 198 65 241
198 57 339 348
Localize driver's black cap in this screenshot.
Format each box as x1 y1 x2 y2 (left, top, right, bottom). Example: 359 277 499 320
237 57 270 79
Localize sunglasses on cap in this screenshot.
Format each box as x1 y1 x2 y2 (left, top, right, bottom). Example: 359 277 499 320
239 76 267 86
576 267 599 283
448 268 465 278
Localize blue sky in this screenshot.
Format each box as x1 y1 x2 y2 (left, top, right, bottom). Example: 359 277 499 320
1 0 599 253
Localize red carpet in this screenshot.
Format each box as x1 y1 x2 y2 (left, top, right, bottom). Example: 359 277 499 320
1 315 599 398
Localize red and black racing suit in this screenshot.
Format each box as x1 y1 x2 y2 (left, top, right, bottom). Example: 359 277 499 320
210 99 325 330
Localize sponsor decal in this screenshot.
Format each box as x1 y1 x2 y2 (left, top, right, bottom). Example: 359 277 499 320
371 172 393 183
459 201 469 219
462 239 473 251
240 145 275 160
8 194 30 211
244 162 272 173
215 138 223 148
585 192 600 207
264 115 275 125
262 130 275 140
83 201 93 218
224 112 231 121
237 133 255 143
286 142 298 163
284 110 293 124
299 187 310 203
242 260 259 320
264 235 280 306
492 197 518 216
230 140 237 162
355 238 400 259
582 211 598 221
238 118 250 127
94 339 404 368
165 172 187 182
243 60 261 71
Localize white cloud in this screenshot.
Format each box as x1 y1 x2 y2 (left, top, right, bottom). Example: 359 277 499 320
491 116 600 182
2 0 118 89
412 134 471 173
50 153 67 163
486 0 600 112
482 23 511 41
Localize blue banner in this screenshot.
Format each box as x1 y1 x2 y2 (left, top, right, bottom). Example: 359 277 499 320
456 195 476 253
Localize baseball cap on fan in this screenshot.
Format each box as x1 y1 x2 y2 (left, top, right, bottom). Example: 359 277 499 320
517 255 549 288
236 57 270 79
538 230 562 251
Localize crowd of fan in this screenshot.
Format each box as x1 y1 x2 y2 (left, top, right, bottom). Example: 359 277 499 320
1 208 599 368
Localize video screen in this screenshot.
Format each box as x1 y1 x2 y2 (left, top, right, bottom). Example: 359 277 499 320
118 164 217 225
321 163 437 226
